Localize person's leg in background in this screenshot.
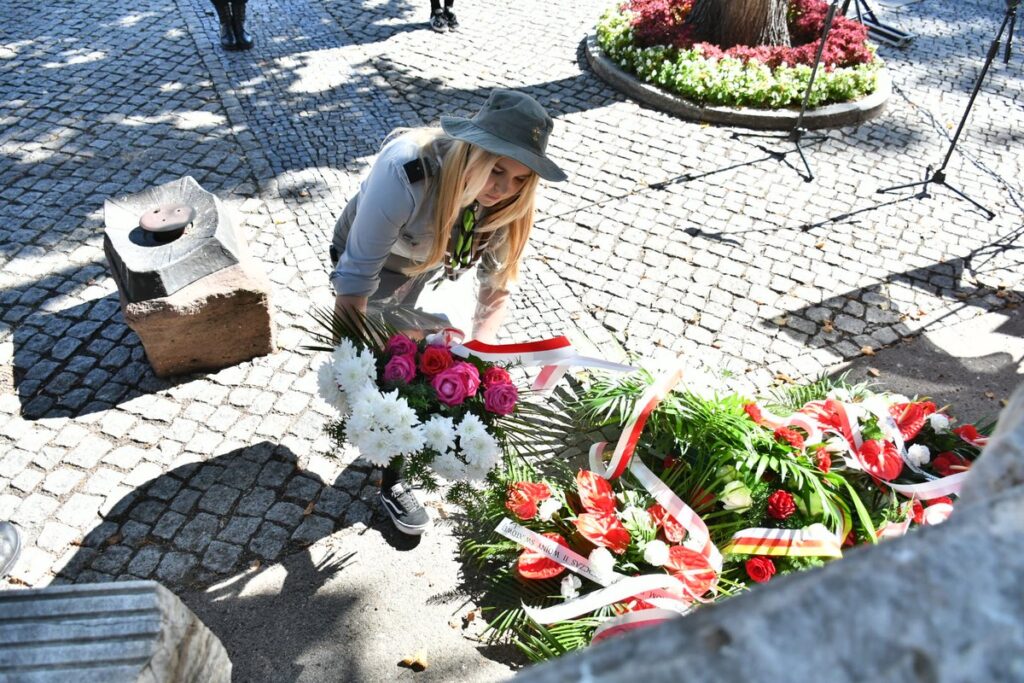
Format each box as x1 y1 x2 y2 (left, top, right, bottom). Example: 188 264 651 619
230 0 255 50
429 0 447 32
443 0 458 31
211 0 237 50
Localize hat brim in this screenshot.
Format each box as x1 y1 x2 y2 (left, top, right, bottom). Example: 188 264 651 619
441 116 567 182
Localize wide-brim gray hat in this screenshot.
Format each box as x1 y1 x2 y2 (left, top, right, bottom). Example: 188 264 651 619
441 90 567 182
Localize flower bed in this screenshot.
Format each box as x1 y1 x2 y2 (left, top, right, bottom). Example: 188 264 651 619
596 0 884 109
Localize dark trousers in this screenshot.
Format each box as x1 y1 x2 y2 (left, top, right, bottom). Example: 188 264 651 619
430 0 453 11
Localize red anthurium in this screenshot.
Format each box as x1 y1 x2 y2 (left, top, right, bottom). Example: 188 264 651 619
743 403 764 424
932 451 971 476
574 512 631 554
888 402 927 441
953 424 988 447
648 503 686 543
505 481 553 520
576 469 617 515
517 532 568 580
664 546 716 599
858 439 903 480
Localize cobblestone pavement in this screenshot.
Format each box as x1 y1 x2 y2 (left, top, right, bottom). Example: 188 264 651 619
1 0 1022 675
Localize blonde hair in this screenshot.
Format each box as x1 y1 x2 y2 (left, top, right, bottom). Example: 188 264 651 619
400 128 540 291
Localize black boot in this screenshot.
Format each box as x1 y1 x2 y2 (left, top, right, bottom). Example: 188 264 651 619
212 1 237 50
230 0 255 50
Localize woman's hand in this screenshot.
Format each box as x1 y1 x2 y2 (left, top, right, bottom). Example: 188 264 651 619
472 285 509 343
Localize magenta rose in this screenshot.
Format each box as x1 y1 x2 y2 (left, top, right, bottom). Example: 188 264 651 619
382 353 416 384
484 382 518 415
385 334 417 357
482 366 512 386
419 345 454 377
431 362 480 406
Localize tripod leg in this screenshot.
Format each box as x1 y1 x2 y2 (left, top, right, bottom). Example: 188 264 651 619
941 182 996 220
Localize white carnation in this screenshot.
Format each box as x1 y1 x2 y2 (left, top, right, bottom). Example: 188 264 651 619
560 574 582 600
537 497 561 522
620 505 653 530
588 547 617 585
422 415 456 454
929 413 950 433
907 444 931 467
683 534 705 554
642 539 670 567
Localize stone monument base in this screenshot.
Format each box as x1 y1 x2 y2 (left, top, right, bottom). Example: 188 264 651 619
122 257 276 377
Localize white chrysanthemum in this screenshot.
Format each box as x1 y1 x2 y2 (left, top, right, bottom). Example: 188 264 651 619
432 450 469 481
560 574 582 600
456 413 487 440
642 539 670 567
588 547 616 585
350 429 392 467
336 358 373 394
537 497 561 522
332 339 358 365
907 444 931 467
929 413 950 433
317 360 347 414
393 426 425 456
463 432 501 473
423 415 456 454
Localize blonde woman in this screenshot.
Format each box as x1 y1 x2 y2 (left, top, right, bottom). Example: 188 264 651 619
329 89 566 534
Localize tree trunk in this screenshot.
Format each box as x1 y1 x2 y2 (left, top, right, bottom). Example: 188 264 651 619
687 0 791 48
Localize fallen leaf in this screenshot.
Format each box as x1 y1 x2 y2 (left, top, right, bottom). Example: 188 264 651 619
985 391 995 399
105 532 123 546
1002 399 1009 407
250 559 262 571
860 346 875 356
867 367 881 377
995 290 1009 299
815 241 825 249
774 372 795 384
304 500 316 516
773 316 788 326
463 611 477 627
6 576 29 587
399 652 428 672
298 189 310 198
822 320 834 333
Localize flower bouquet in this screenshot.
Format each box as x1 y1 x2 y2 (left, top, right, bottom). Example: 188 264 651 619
311 311 567 492
458 371 989 660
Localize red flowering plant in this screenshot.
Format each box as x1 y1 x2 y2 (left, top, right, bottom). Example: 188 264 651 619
310 311 564 497
597 0 883 108
457 372 992 662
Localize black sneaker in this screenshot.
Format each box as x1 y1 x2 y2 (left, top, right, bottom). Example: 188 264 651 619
380 482 430 535
443 9 459 31
429 10 447 33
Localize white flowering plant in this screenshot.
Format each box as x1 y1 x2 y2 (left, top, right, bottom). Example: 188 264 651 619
310 309 566 495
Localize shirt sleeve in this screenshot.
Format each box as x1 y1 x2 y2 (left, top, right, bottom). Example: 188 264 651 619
330 149 416 298
477 234 513 294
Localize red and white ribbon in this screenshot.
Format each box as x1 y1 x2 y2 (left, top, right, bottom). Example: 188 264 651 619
521 574 692 625
725 523 843 558
451 336 636 391
886 471 969 500
591 608 683 645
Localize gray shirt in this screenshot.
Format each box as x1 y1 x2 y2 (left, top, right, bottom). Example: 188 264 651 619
330 134 504 298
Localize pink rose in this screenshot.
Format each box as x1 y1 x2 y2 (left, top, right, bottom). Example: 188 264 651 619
419 345 453 377
484 382 518 415
382 353 416 384
431 362 480 406
482 366 512 387
385 334 417 357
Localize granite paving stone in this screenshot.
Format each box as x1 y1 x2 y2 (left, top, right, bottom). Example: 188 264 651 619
218 515 262 544
198 484 241 515
174 513 221 553
201 541 243 574
250 522 290 559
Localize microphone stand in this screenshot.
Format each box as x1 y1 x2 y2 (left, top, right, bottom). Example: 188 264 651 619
731 0 841 183
876 0 1019 221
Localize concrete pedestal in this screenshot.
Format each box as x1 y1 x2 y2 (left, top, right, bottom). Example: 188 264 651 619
0 581 231 682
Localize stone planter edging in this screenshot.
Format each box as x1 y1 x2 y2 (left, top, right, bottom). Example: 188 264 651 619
584 34 891 131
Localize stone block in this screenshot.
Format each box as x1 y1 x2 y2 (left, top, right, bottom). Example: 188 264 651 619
104 177 277 378
0 581 230 681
